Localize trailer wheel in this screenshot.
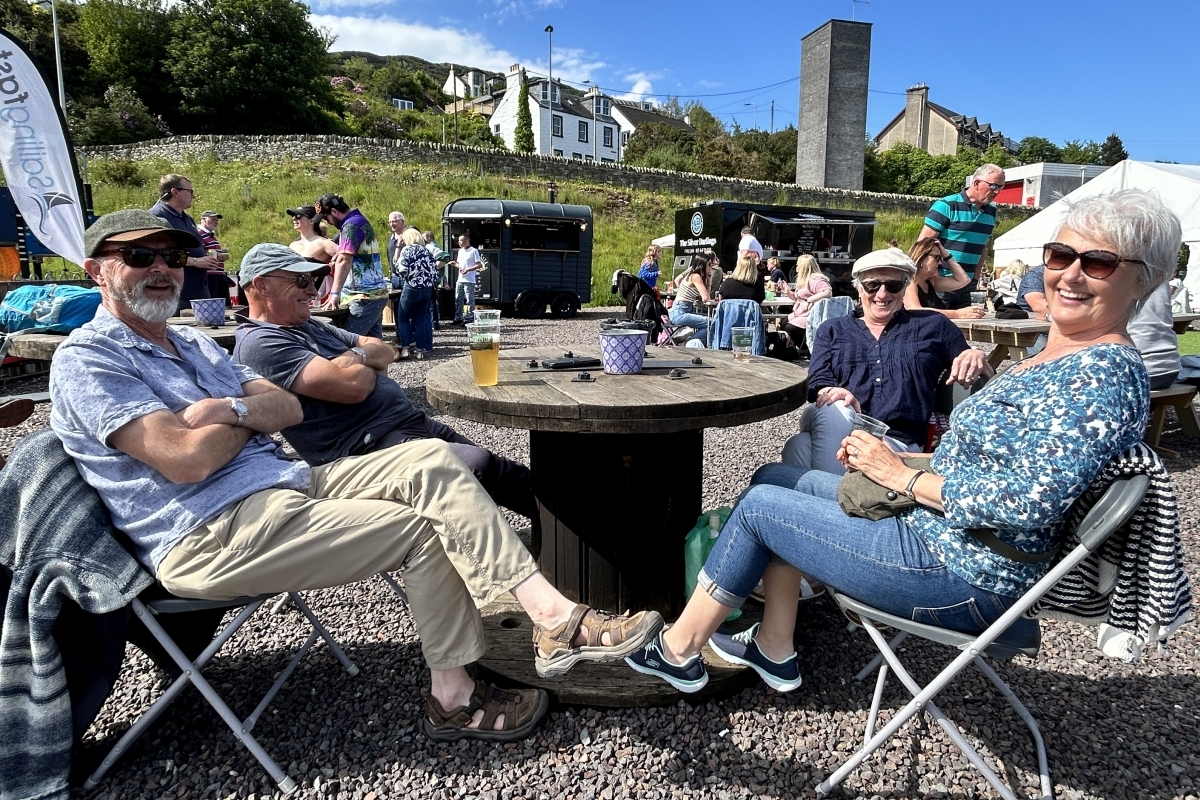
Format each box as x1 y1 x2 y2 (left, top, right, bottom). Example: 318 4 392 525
550 292 580 319
517 292 547 319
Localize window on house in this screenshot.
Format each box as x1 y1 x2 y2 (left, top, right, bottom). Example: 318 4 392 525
578 120 588 143
622 131 630 146
493 124 500 134
584 155 593 161
600 99 611 116
552 115 563 137
540 84 548 102
391 98 414 110
572 152 583 160
552 84 559 103
603 126 613 148
554 149 563 157
601 157 615 163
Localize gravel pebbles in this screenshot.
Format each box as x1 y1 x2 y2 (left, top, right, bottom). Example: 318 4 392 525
3 308 1198 800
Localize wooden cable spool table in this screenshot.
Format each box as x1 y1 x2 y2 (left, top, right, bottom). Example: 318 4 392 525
426 345 807 705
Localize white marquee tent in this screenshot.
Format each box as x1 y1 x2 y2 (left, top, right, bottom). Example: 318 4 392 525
993 160 1200 299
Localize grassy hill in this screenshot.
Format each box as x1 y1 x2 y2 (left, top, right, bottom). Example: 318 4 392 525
61 156 1025 305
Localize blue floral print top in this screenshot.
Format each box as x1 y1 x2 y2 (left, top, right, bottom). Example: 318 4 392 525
903 344 1149 597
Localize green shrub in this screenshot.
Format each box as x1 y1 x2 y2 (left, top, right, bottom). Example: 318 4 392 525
90 158 150 188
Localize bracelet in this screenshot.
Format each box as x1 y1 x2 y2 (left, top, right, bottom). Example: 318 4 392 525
903 469 926 500
330 291 341 297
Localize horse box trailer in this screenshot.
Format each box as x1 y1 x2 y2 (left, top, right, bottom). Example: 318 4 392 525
673 201 876 296
442 198 593 318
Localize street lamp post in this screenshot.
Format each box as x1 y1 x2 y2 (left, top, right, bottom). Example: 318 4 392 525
544 25 554 111
33 0 65 112
583 80 598 161
744 102 758 131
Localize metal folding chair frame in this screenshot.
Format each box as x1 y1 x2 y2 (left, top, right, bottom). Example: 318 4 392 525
818 474 1150 800
85 590 360 795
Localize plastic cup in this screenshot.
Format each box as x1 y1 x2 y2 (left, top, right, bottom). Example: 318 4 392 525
970 291 987 309
851 413 890 439
474 309 500 323
732 326 754 361
466 323 500 386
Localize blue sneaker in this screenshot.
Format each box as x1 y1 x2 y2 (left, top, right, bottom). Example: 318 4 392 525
707 622 802 692
625 632 709 693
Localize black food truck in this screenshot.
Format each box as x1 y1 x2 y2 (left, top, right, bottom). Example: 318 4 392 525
441 198 593 318
673 201 876 296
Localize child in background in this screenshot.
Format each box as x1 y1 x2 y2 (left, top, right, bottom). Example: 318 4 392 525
638 244 662 289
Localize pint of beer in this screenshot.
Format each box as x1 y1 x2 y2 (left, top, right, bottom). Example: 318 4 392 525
467 323 500 386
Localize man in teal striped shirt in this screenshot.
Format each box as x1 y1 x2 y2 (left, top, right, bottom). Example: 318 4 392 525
919 163 1005 308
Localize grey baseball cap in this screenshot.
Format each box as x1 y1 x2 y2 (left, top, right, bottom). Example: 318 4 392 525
238 243 330 287
83 208 200 257
851 247 918 278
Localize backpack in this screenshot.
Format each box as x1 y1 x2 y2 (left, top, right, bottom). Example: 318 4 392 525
0 284 103 334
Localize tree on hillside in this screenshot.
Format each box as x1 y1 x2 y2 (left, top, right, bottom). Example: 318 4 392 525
1 0 89 104
1016 136 1062 164
369 62 446 110
1100 133 1128 166
624 121 696 168
514 70 535 153
166 0 340 134
684 101 726 141
1060 139 1102 165
78 0 177 120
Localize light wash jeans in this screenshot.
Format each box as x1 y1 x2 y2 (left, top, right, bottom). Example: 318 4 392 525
454 281 476 322
668 301 708 344
781 402 921 475
696 467 1020 634
344 296 387 339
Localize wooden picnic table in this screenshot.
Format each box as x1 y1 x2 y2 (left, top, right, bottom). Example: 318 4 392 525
427 345 806 705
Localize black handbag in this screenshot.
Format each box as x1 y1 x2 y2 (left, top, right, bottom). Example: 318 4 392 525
837 457 933 521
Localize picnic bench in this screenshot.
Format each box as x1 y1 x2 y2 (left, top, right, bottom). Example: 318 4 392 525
427 346 806 705
1146 383 1200 459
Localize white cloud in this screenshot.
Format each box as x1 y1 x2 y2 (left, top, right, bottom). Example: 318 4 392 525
616 71 658 103
307 0 381 9
490 0 563 21
314 14 605 85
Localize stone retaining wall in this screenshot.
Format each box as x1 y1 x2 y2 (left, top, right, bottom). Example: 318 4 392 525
83 135 1039 220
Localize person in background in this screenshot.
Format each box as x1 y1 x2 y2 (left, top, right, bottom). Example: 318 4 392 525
196 211 223 253
719 255 766 303
705 251 724 298
314 193 390 338
148 173 220 311
766 257 788 285
667 254 713 345
394 228 439 360
738 226 763 262
385 211 408 331
452 233 483 324
197 210 235 303
638 245 662 289
920 163 1005 308
424 231 448 330
1016 264 1048 319
990 260 1028 307
776 254 831 356
1126 283 1180 389
903 238 984 320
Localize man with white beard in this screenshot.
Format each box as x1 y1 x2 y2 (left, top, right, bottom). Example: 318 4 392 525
48 210 662 741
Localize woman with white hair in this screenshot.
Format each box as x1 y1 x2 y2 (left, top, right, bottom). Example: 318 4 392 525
626 189 1178 693
991 258 1029 306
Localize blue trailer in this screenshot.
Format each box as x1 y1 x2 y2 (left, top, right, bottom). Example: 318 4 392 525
441 198 593 318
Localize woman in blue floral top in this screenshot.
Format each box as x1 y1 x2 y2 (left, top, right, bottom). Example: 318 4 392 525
626 190 1183 694
395 227 440 360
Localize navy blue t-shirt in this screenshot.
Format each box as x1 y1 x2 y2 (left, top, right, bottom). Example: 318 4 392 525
1016 264 1046 312
808 309 970 448
233 317 428 465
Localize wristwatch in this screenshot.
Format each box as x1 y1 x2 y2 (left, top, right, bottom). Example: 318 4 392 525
228 397 248 427
350 346 367 362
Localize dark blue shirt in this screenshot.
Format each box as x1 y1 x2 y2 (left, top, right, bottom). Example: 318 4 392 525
148 200 209 302
808 309 971 448
1016 264 1046 312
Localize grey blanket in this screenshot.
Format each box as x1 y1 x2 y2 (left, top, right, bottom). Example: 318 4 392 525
0 431 152 800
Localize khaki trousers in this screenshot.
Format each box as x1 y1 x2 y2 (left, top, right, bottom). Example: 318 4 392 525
157 439 539 670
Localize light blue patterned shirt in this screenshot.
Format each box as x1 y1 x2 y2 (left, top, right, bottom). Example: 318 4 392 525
50 307 310 570
903 344 1149 596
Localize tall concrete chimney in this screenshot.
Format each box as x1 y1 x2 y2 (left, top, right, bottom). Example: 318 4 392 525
901 84 929 150
795 19 872 189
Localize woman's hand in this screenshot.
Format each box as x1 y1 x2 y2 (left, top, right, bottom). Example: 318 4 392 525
946 349 993 388
954 305 986 320
837 430 909 488
815 386 860 412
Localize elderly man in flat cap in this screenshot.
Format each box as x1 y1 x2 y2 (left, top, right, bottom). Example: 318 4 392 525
51 211 662 744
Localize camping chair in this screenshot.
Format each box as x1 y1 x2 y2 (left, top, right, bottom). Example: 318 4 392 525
818 472 1151 800
710 299 767 354
85 582 360 795
805 296 855 354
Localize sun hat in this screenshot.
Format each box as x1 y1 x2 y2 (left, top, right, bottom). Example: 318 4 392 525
83 208 199 257
851 247 918 278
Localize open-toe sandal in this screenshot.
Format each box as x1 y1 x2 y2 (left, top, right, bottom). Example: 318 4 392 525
532 603 665 678
422 679 549 743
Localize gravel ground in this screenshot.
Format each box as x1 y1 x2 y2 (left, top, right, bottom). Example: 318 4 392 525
3 307 1199 800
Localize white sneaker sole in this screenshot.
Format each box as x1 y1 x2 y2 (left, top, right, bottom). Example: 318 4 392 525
624 655 709 693
707 637 802 693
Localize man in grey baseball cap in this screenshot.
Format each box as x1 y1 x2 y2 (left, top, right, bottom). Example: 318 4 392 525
237 242 330 287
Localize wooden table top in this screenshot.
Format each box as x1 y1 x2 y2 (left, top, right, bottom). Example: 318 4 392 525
426 346 808 435
952 316 1050 346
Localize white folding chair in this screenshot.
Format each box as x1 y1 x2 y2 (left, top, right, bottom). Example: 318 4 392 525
819 473 1151 800
85 584 360 795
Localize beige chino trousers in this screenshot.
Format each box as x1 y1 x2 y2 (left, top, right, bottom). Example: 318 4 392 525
157 439 539 670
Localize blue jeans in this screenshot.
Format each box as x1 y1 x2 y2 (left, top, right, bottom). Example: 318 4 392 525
668 301 708 343
454 281 475 322
344 296 387 339
397 284 434 352
697 466 1018 634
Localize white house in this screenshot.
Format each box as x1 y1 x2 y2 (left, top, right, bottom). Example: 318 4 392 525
442 69 490 100
490 64 621 162
610 100 694 152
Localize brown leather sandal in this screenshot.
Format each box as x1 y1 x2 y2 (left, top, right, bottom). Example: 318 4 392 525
422 680 549 743
532 604 665 677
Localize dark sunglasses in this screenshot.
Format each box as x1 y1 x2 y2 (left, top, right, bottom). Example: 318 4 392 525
861 279 907 295
263 272 317 289
980 181 1003 192
1042 242 1145 280
99 246 188 269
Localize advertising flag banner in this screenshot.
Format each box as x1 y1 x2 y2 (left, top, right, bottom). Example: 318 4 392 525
0 29 85 266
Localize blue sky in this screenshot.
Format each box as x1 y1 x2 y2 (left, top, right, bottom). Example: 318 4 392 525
309 0 1200 163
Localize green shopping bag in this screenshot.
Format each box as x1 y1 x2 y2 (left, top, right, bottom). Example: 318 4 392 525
683 507 740 622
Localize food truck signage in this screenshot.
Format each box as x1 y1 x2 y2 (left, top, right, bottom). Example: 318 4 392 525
689 212 704 236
